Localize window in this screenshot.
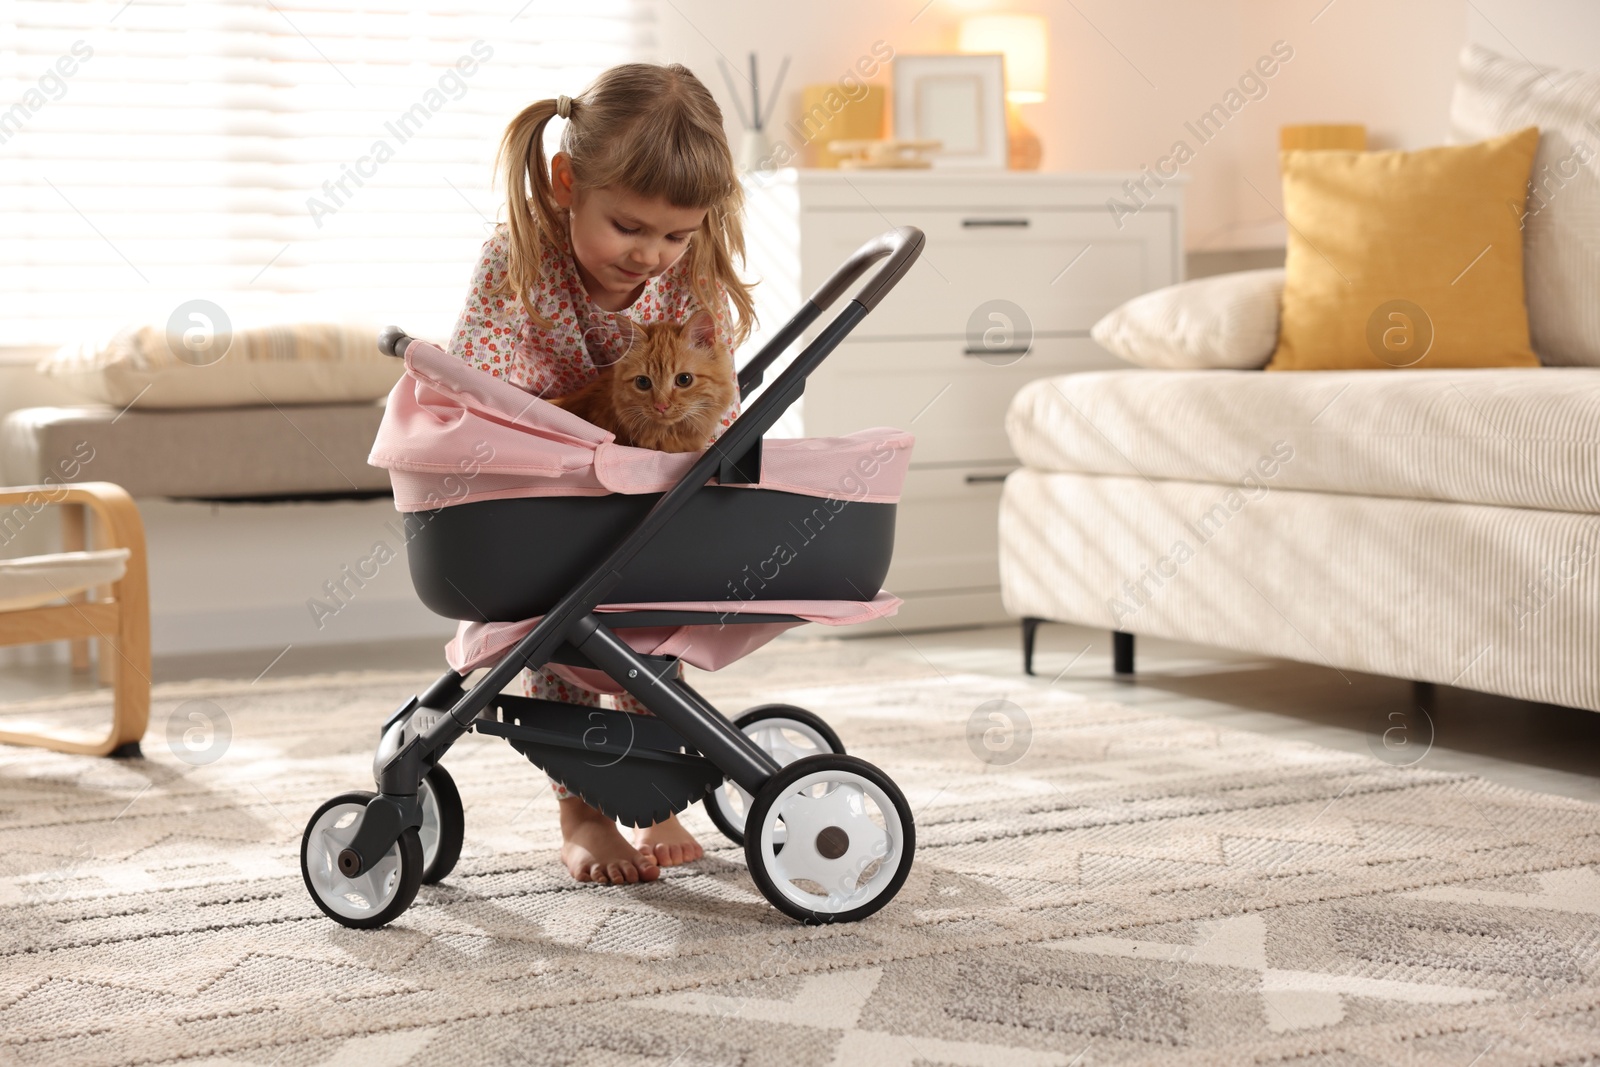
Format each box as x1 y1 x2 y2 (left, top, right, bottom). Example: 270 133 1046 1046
1 0 655 349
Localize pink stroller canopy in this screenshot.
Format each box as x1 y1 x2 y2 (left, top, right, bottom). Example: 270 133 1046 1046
370 340 913 513
368 340 914 676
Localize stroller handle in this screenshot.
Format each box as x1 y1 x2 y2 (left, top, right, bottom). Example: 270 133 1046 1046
734 225 923 396
810 224 924 314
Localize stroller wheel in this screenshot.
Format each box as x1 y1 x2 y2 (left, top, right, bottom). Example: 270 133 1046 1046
743 754 915 925
418 765 464 884
301 791 424 929
706 705 844 846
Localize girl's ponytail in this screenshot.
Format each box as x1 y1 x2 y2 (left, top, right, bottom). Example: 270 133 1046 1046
493 97 566 329
489 65 756 346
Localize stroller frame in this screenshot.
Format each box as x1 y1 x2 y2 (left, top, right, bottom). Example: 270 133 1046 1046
303 227 926 927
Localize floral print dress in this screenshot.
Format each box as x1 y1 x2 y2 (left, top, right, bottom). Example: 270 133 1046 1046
448 221 739 411
446 220 739 802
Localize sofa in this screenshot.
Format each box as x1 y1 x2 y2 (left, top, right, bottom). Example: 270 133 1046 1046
2 321 398 501
1000 366 1600 711
998 43 1600 713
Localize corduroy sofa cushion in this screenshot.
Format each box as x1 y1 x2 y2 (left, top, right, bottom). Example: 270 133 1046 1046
1006 367 1600 514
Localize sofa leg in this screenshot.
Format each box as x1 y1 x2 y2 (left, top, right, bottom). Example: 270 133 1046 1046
1413 680 1437 715
1022 617 1043 676
1112 631 1135 675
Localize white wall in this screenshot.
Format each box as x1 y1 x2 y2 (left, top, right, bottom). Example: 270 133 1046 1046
136 499 454 656
655 0 1600 250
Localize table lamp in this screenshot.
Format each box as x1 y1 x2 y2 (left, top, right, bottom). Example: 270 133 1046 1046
1279 124 1368 153
959 13 1048 169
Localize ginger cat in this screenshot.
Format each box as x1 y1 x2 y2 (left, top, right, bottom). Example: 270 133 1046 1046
551 310 736 453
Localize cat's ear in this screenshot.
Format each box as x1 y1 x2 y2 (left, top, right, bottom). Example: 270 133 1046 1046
682 310 717 351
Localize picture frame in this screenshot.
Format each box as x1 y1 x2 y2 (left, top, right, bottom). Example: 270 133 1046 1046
892 54 1008 169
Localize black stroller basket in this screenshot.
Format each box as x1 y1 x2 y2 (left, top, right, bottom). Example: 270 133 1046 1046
301 227 925 927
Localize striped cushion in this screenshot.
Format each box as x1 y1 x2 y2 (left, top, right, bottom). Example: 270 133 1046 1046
38 323 403 409
999 471 1600 713
1006 368 1600 514
1451 43 1600 367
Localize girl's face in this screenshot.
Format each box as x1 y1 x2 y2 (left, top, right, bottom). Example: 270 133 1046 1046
550 152 707 312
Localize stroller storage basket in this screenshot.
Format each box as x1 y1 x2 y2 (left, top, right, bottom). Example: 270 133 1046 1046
406 489 896 623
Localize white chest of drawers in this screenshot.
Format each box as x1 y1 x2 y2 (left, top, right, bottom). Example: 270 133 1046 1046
742 169 1183 630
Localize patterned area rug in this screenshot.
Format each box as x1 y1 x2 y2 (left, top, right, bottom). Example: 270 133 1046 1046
3 638 1599 1066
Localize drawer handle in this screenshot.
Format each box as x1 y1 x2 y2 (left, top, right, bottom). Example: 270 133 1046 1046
963 345 1033 357
961 217 1031 228
964 472 1012 484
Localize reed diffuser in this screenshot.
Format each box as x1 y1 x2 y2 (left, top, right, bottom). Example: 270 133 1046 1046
718 52 789 172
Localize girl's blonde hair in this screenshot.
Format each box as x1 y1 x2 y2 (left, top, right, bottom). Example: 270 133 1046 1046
492 63 754 347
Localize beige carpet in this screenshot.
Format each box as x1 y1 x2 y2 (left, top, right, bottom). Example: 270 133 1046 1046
3 637 1600 1066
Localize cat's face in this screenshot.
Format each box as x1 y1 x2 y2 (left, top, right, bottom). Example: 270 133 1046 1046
607 311 734 437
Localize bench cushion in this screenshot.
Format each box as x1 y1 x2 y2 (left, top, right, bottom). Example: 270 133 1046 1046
1006 367 1600 514
2 403 391 499
0 548 130 612
39 322 403 409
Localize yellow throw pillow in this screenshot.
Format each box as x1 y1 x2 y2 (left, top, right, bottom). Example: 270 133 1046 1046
1267 127 1541 371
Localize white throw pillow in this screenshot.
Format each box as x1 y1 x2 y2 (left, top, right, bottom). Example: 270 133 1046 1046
1451 43 1600 367
39 322 404 409
1090 268 1284 370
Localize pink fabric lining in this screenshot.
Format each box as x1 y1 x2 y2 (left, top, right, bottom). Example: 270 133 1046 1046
370 340 912 512
444 593 904 688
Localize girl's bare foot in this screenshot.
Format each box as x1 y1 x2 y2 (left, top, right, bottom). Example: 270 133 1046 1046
634 812 705 867
559 797 659 884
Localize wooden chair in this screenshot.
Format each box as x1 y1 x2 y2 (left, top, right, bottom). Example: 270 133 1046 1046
0 482 150 756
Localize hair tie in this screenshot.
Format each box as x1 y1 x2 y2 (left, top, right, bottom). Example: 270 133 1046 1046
555 95 572 120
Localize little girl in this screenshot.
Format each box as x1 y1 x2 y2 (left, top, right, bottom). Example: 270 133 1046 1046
446 63 755 886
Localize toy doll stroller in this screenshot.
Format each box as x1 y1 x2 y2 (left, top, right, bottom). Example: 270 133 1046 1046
300 227 925 927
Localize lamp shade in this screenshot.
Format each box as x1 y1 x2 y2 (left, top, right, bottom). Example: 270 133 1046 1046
959 14 1049 104
1279 124 1368 152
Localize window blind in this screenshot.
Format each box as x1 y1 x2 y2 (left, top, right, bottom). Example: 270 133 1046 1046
0 0 656 349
